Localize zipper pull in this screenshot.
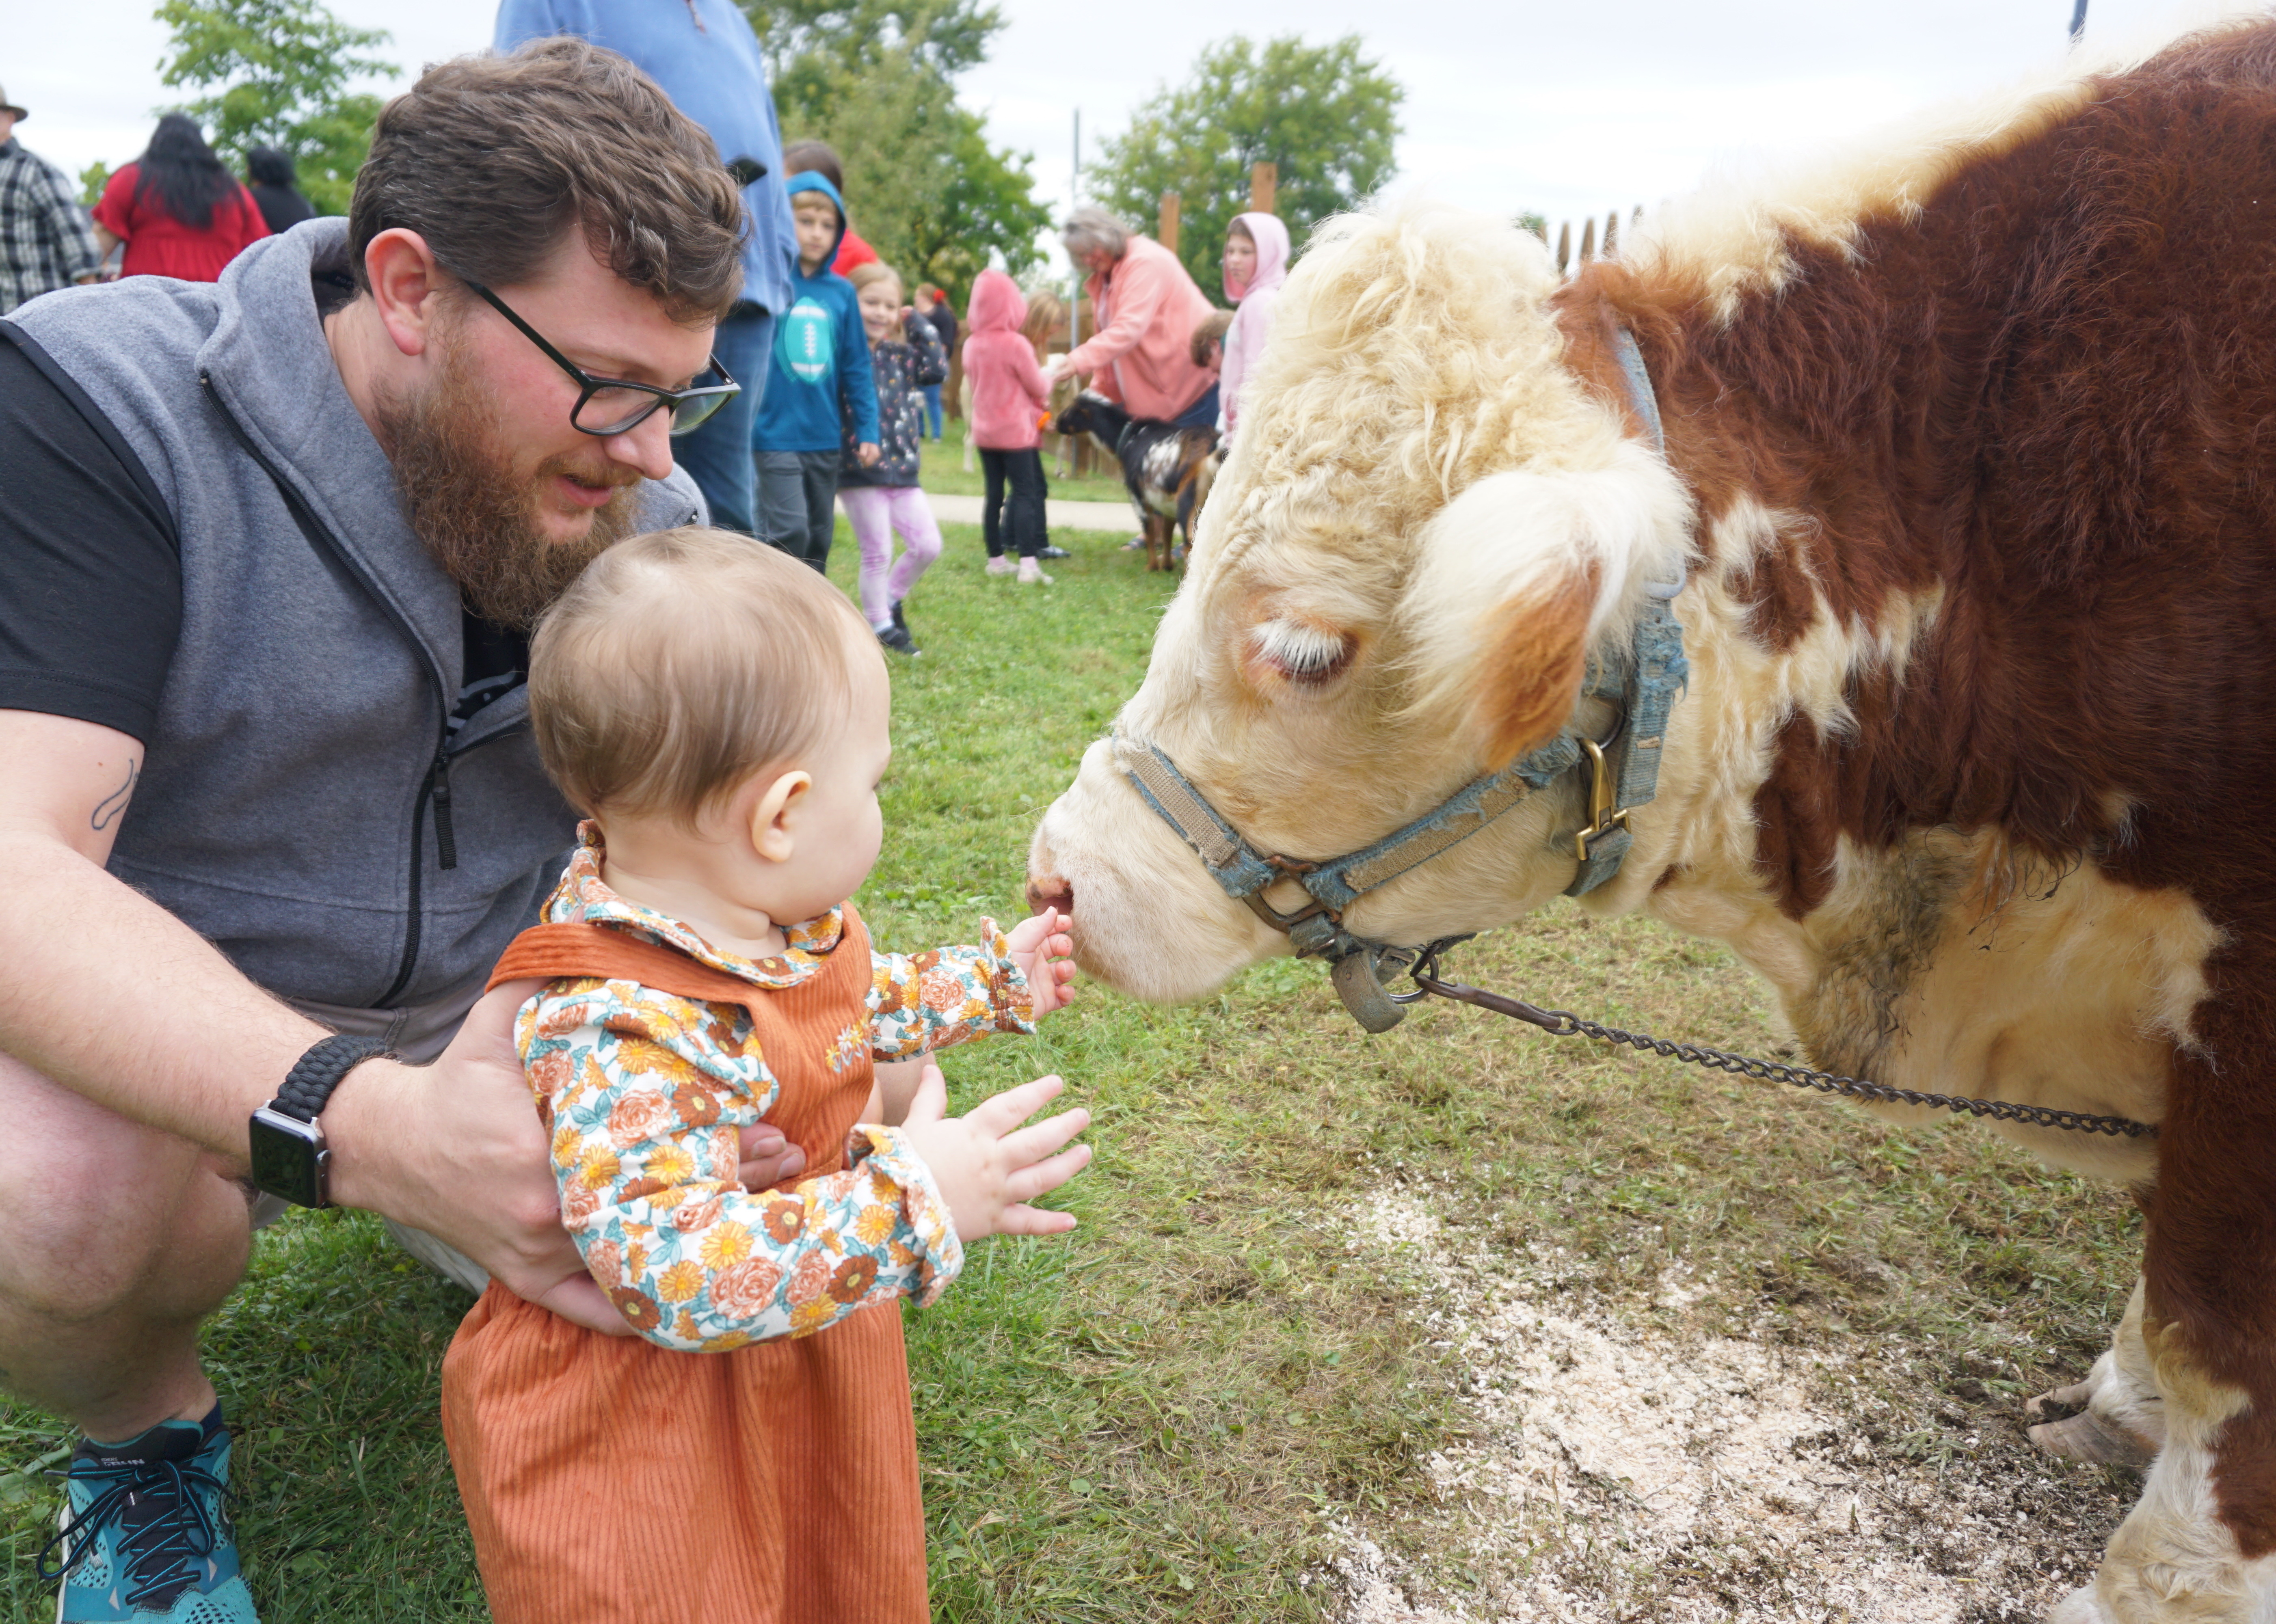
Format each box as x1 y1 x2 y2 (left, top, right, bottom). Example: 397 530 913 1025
431 756 458 871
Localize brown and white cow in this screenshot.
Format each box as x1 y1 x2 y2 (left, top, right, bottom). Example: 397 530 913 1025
1028 20 2276 1620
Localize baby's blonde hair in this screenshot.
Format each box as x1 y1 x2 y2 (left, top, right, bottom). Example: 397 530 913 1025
529 527 868 825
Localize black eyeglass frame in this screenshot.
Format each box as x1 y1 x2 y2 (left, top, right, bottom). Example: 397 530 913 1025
447 270 740 438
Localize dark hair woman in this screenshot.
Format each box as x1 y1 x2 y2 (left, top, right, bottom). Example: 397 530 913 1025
91 113 268 281
244 145 316 236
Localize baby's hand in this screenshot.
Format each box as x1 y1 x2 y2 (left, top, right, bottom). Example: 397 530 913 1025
901 1065 1089 1240
1006 905 1076 1017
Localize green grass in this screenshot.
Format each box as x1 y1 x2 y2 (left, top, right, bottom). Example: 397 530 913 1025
915 415 1127 504
0 524 2140 1619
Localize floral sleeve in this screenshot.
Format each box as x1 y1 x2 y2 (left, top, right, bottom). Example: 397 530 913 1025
519 979 964 1351
867 919 1036 1059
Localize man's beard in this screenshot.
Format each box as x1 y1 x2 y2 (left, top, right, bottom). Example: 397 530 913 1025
379 337 641 629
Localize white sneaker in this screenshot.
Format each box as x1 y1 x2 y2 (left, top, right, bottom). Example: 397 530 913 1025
985 555 1015 576
1017 558 1053 585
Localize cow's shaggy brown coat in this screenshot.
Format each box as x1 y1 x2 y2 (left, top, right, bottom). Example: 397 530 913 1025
1030 17 2276 1619
1565 23 2276 1577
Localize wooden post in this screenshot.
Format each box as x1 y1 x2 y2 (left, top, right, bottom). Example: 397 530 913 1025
1579 216 1597 263
1603 210 1618 257
1555 221 1570 274
1159 191 1181 255
1249 161 1277 215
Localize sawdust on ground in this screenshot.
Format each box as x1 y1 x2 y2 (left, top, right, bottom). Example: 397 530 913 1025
1323 1187 2132 1624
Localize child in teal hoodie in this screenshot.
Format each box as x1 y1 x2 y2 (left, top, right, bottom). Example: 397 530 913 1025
752 173 880 570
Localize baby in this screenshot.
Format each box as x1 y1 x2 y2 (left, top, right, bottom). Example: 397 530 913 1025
439 527 1088 1624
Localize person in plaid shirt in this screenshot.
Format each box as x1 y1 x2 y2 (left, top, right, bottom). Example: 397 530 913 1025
0 87 103 314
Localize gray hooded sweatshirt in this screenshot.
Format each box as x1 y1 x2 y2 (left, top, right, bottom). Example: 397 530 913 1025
7 218 702 1009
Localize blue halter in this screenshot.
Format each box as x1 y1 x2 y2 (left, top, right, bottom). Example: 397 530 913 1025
1117 328 1689 1030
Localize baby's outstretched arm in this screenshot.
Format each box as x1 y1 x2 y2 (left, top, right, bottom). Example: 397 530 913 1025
525 985 965 1350
868 914 1061 1058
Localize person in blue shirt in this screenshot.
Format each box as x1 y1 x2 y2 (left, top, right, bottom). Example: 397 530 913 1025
493 0 797 539
752 172 879 571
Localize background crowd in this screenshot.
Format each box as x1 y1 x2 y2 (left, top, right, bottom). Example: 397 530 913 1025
0 28 1295 661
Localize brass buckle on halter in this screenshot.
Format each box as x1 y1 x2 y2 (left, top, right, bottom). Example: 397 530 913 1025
1572 736 1631 861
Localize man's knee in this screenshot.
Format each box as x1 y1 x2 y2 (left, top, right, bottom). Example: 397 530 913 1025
0 1058 251 1324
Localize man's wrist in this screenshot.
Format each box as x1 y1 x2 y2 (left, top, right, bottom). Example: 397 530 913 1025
315 1056 408 1213
249 1036 394 1208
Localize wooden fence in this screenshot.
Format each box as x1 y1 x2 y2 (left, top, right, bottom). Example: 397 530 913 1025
1541 207 1647 275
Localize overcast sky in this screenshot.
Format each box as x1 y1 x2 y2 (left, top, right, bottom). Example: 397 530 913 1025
12 0 2212 273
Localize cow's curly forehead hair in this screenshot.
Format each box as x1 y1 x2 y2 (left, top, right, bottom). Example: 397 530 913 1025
1205 197 1622 584
350 40 746 324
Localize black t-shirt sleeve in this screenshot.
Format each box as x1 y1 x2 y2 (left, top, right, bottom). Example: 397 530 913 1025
0 326 182 744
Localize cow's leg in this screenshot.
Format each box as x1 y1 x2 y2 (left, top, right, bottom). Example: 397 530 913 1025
2030 1276 2165 1467
2047 1342 2276 1620
2050 1056 2276 1622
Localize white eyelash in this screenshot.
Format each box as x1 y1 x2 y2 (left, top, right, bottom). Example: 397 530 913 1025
1251 620 1351 679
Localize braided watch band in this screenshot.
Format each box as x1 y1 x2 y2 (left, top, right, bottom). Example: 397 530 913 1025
271 1035 394 1122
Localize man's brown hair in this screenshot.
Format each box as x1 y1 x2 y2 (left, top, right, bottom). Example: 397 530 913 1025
350 40 746 323
529 528 868 824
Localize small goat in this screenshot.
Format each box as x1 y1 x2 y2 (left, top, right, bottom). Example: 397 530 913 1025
1053 391 1218 571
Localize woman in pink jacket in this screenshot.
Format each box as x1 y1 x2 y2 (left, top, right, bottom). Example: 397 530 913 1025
1216 211 1290 442
1050 206 1217 427
962 269 1055 583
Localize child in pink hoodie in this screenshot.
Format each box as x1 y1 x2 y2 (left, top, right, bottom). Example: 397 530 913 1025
1217 212 1291 443
961 269 1054 584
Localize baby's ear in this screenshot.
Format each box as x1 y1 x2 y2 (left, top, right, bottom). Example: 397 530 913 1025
748 769 813 862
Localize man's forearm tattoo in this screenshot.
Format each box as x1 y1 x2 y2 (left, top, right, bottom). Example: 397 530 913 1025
91 760 138 832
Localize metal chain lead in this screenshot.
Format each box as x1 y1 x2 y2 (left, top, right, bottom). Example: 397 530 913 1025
1401 949 2158 1140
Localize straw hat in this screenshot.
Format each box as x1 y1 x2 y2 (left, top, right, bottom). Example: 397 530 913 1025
0 87 27 121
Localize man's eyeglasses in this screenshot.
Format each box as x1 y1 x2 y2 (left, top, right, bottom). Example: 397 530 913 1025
449 271 739 438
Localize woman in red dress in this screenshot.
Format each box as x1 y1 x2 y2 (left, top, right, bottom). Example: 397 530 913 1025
93 114 268 282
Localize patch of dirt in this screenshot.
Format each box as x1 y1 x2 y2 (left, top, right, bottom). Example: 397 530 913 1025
1329 1188 2130 1623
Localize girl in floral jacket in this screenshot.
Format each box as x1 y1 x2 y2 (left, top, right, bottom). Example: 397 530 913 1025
441 527 1087 1624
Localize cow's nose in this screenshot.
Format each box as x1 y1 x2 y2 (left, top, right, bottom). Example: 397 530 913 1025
1026 875 1074 916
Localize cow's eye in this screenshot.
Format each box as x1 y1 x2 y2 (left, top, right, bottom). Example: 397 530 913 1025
1251 619 1355 686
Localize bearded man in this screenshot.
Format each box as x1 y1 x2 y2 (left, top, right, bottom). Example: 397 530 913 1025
0 41 812 1624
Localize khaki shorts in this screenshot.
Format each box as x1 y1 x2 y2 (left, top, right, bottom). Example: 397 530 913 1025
251 972 494 1296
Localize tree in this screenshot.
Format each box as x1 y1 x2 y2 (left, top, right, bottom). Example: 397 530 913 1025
1089 35 1403 295
740 0 1050 300
156 0 395 215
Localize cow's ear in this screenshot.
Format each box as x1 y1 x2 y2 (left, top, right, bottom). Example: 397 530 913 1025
1403 462 1681 771
1474 570 1594 769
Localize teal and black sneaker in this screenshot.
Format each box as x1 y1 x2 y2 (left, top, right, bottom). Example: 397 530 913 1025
39 1405 257 1623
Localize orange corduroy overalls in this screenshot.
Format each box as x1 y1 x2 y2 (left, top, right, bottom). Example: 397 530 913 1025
439 907 928 1624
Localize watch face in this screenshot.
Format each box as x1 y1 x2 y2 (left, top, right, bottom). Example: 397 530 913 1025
248 1110 326 1208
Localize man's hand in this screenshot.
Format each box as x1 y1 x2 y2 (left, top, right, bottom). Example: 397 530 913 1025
324 980 635 1331
899 1065 1089 1240
1005 905 1076 1018
737 1121 807 1186
857 442 882 467
324 981 811 1333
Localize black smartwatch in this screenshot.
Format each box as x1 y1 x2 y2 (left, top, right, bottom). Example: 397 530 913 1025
248 1035 395 1209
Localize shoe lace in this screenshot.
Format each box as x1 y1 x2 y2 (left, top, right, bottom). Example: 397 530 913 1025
37 1451 230 1607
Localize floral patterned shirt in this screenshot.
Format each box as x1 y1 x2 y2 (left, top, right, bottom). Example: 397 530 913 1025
518 827 1035 1351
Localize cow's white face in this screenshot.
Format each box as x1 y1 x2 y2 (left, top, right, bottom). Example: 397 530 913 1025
1029 200 1694 1003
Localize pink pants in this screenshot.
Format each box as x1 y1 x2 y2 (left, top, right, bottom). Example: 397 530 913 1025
839 485 942 627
